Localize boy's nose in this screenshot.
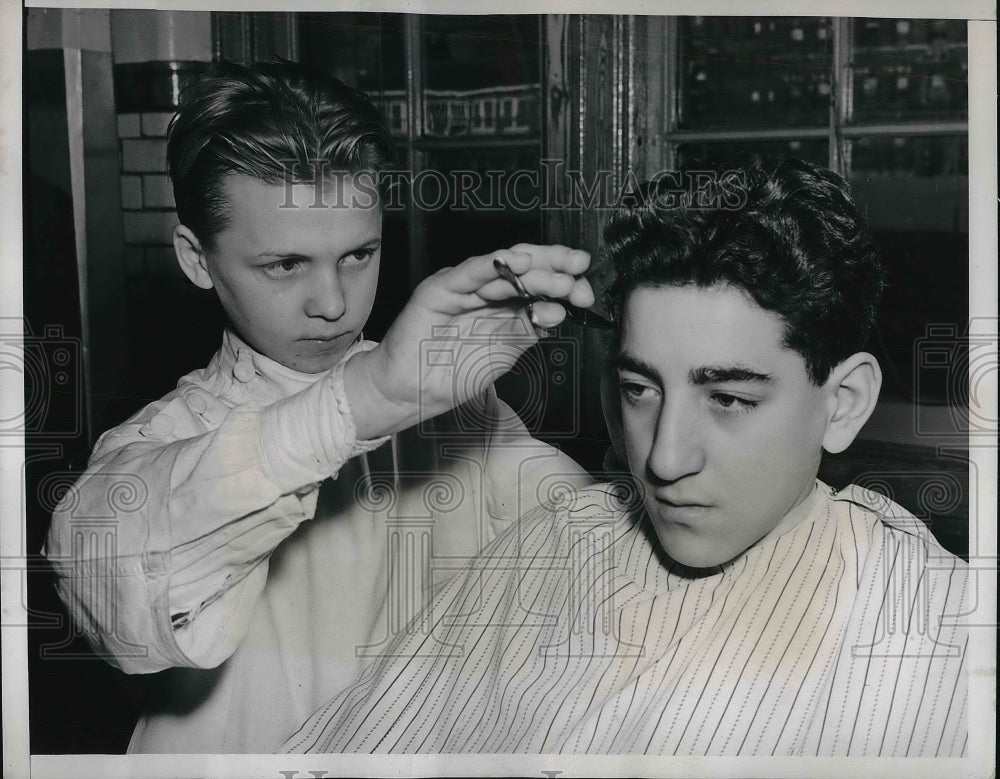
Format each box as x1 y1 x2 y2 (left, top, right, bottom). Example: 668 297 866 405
646 400 706 483
305 268 347 320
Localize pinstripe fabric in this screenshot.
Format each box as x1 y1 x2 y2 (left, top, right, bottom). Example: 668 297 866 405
283 481 968 756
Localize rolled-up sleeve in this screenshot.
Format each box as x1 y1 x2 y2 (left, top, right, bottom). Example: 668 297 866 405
44 358 387 674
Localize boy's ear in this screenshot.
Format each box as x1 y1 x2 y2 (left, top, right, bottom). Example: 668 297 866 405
821 352 882 454
173 224 215 290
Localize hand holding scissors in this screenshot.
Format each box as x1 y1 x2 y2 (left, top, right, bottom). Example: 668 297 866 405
493 257 614 330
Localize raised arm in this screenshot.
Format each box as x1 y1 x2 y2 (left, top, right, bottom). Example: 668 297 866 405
45 244 593 674
43 345 386 673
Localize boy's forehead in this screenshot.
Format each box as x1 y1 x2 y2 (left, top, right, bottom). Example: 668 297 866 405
213 173 383 252
221 172 380 211
619 283 798 369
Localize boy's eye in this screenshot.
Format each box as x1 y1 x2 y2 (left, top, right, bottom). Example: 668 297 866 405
262 258 302 279
618 379 657 406
710 392 758 415
342 248 375 266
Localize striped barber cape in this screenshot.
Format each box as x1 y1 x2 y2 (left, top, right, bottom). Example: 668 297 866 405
283 481 968 756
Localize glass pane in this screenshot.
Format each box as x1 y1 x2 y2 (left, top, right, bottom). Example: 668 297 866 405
420 146 543 268
423 208 542 264
679 16 834 130
848 135 968 405
299 12 407 137
299 13 405 91
676 138 830 169
374 93 409 139
852 19 967 123
422 16 541 138
850 135 968 230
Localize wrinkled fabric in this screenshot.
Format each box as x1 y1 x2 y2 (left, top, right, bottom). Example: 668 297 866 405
44 330 591 753
284 481 967 757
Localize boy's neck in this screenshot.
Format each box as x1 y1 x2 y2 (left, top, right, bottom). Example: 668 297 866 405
753 479 823 553
220 329 365 399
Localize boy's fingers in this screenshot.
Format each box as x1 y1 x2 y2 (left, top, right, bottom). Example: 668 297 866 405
418 247 592 319
476 271 573 302
431 246 590 297
468 275 596 320
517 271 595 307
432 249 533 295
508 244 591 275
515 270 575 299
525 300 568 329
567 277 596 308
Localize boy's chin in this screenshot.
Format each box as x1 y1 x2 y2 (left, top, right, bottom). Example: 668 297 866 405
276 343 355 374
652 524 745 570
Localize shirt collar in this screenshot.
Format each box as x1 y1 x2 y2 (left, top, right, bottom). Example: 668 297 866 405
217 329 368 401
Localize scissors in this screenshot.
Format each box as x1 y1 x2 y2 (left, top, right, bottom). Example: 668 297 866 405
492 257 615 331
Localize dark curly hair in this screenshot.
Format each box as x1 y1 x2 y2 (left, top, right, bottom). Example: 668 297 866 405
604 158 885 384
167 60 397 251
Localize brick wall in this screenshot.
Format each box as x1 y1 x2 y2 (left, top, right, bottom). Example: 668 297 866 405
111 75 227 408
113 100 225 406
110 10 211 285
116 110 183 281
107 12 223 408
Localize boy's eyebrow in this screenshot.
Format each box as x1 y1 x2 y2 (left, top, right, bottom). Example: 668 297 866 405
690 365 773 385
252 237 381 261
614 352 661 381
253 251 307 260
615 353 773 386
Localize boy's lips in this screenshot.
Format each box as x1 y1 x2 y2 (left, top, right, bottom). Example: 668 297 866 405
654 491 711 507
299 333 355 355
652 495 713 523
300 333 349 343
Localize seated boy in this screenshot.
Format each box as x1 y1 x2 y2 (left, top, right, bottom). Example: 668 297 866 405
43 61 595 753
283 159 968 757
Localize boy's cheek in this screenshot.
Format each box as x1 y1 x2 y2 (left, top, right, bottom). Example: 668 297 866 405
353 281 381 329
621 433 650 475
354 264 380 304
